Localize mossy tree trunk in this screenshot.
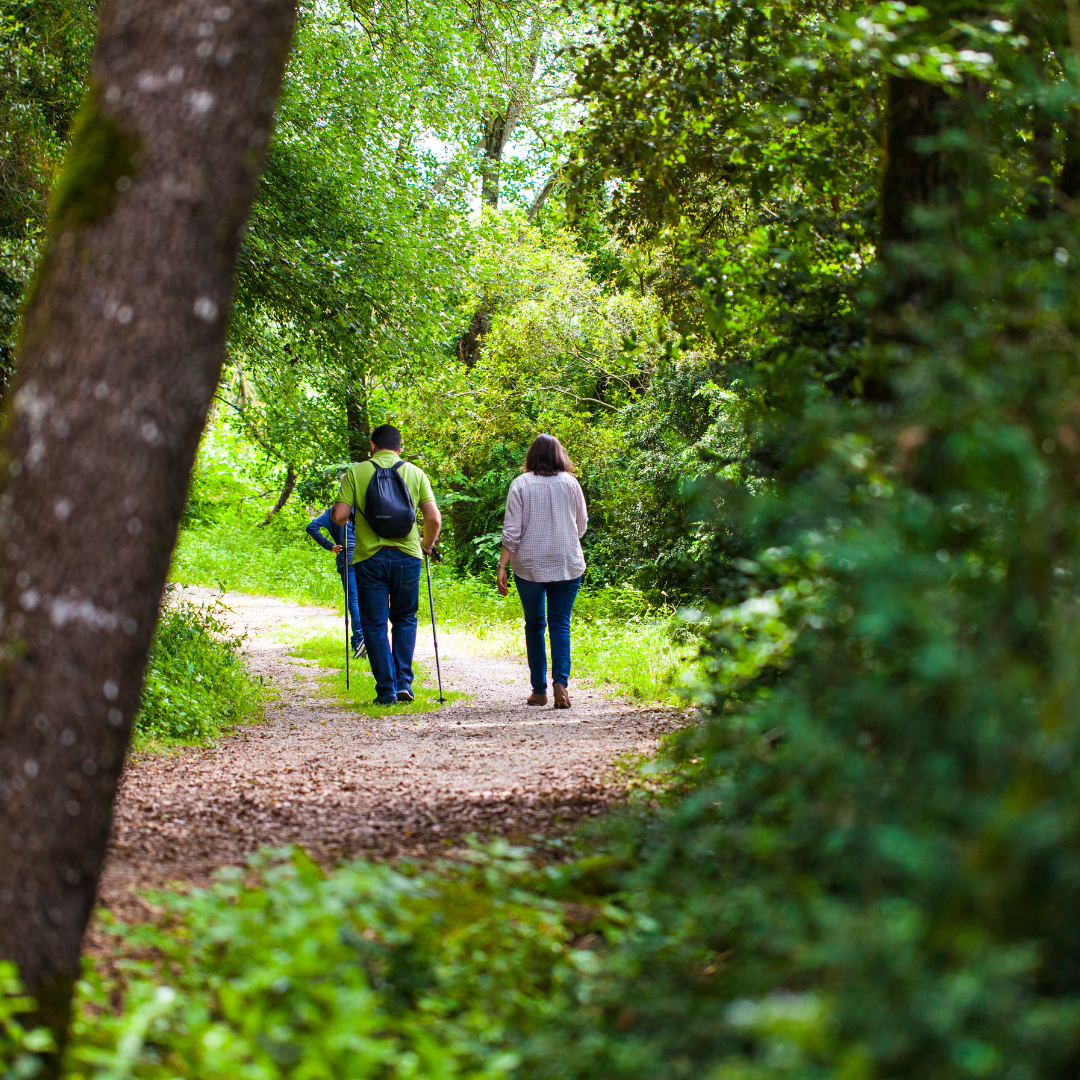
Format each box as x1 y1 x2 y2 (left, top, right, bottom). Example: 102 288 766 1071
0 0 296 1063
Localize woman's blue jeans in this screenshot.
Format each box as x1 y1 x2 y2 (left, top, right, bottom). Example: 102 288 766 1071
514 576 582 694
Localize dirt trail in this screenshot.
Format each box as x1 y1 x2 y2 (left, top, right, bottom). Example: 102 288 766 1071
99 587 683 915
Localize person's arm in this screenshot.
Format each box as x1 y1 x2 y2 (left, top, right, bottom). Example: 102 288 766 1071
419 500 441 553
575 478 588 539
306 509 338 552
497 482 523 596
500 481 523 552
332 467 357 526
496 545 512 596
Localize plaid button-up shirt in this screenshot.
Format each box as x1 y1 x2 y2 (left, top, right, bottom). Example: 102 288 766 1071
501 471 588 583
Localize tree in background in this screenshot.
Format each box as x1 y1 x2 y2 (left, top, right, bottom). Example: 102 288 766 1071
0 1 97 384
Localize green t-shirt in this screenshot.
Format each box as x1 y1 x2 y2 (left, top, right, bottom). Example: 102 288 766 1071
337 451 436 563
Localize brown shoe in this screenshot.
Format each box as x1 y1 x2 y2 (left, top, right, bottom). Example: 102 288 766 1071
553 683 571 709
527 691 548 706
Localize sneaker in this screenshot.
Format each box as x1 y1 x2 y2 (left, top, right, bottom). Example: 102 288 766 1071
396 689 415 703
374 695 398 706
353 640 367 660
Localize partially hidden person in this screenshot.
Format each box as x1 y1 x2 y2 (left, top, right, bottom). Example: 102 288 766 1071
497 433 588 709
332 424 442 705
306 493 366 659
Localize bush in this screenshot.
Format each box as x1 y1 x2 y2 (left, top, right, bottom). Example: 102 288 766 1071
134 593 266 746
63 845 599 1080
513 8 1080 1080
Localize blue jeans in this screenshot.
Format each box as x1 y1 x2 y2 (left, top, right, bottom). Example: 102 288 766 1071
352 548 422 703
514 576 581 694
337 558 363 648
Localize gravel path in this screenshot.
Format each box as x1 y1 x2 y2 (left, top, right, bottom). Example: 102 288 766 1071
98 587 684 917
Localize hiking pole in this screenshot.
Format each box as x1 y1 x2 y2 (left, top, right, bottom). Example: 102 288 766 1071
424 546 445 704
343 520 351 691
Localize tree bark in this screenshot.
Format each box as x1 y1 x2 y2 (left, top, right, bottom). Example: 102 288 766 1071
879 75 956 247
1059 108 1080 203
457 305 492 370
260 465 297 525
0 0 296 1059
872 73 969 362
1031 104 1054 220
480 112 508 208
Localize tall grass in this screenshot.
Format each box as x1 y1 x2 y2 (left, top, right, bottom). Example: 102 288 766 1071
171 516 344 607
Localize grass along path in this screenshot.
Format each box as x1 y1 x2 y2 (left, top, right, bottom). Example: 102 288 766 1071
99 587 685 921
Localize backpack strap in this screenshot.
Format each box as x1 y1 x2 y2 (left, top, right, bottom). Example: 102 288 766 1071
391 460 405 473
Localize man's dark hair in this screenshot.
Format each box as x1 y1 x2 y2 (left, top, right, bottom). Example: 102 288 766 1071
371 424 402 451
524 433 576 477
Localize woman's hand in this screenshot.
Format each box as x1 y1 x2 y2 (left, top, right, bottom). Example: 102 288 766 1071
496 563 509 596
332 544 343 555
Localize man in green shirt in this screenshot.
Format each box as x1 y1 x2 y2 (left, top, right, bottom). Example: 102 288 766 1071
331 424 441 705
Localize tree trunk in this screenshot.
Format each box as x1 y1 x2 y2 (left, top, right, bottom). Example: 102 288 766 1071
346 381 371 462
260 465 297 525
879 75 957 247
872 74 968 362
1059 108 1080 203
457 305 492 370
0 0 296 1061
1031 104 1054 220
480 113 507 208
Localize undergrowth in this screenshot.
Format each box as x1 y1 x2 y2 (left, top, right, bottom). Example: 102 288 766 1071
48 843 618 1080
133 592 268 748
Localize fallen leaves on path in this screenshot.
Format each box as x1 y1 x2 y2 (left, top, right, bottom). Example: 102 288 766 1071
98 588 685 922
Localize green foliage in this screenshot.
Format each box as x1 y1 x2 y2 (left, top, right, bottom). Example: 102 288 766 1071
171 514 345 610
63 846 600 1080
0 0 96 374
0 962 54 1076
133 594 266 747
498 6 1080 1080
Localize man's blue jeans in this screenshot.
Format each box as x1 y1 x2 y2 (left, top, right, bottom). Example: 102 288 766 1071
514 576 582 694
352 548 422 703
338 558 363 648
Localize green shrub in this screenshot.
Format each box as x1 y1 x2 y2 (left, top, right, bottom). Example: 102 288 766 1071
63 846 600 1080
0 962 53 1074
516 7 1080 1080
134 594 266 746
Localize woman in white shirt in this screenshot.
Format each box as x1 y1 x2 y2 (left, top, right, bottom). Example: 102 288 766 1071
497 434 588 708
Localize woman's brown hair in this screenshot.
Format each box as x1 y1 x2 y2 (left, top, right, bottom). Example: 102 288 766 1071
524 433 576 476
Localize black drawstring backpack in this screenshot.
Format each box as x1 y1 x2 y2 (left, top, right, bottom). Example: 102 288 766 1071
362 460 416 539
